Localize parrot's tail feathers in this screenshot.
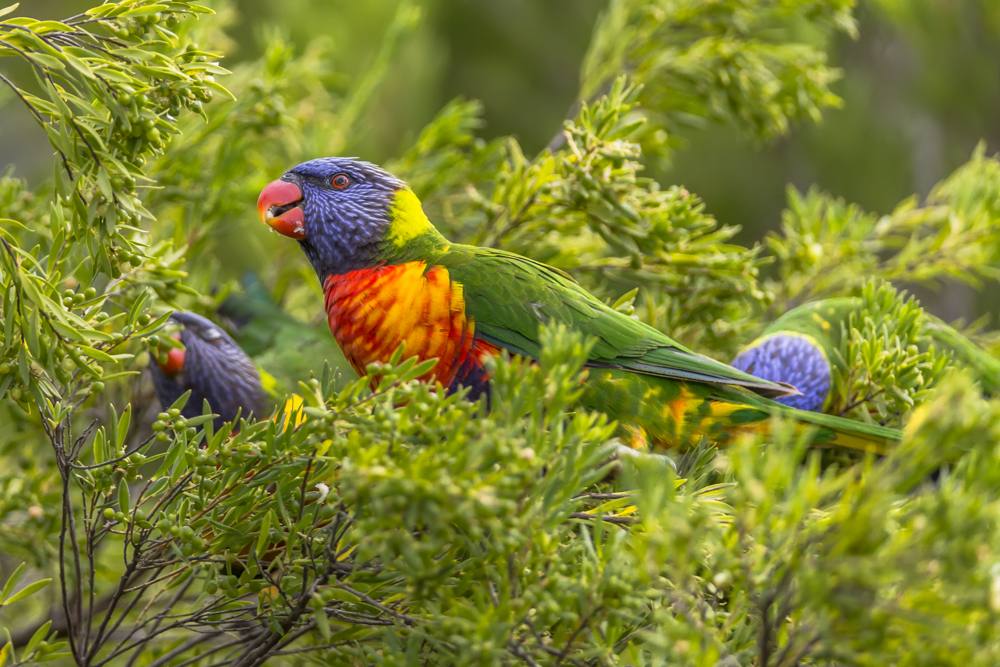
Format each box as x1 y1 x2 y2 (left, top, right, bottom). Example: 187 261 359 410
783 408 898 456
641 392 897 455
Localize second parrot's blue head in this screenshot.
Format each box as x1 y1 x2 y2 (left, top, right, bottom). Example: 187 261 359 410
257 157 433 280
150 311 267 429
731 332 831 412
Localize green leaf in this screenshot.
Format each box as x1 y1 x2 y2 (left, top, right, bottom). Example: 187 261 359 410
169 390 192 413
78 345 117 363
153 442 181 479
0 4 19 19
116 404 131 450
120 4 168 17
93 428 107 465
24 620 51 655
255 511 272 561
17 346 29 385
96 168 113 202
37 652 73 662
118 480 130 517
1 563 25 603
49 319 88 343
63 51 96 80
3 578 51 606
24 51 65 69
17 269 45 309
314 598 331 639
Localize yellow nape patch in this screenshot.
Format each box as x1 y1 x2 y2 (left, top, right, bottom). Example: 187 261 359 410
388 189 434 247
259 369 279 397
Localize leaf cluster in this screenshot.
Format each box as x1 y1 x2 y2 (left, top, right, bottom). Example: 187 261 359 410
581 0 857 150
766 142 1000 312
829 281 950 427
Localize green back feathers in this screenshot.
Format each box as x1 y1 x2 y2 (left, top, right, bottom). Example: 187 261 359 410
438 245 800 398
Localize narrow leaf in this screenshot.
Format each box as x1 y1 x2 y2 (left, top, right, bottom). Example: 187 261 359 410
3 578 51 605
255 512 272 561
118 480 130 517
1 563 25 602
116 404 131 450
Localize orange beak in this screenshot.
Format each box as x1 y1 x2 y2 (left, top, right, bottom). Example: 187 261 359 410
257 179 306 240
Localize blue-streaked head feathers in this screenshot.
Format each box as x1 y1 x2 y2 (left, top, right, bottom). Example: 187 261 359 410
731 332 832 412
262 158 409 278
150 311 266 429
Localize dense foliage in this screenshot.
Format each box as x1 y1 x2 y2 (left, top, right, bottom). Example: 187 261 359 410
2 1 1000 666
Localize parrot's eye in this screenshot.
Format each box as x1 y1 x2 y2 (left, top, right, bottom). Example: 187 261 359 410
331 174 350 189
202 328 221 342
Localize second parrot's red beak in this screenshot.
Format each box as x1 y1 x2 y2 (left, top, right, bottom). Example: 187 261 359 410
157 332 185 376
258 179 306 240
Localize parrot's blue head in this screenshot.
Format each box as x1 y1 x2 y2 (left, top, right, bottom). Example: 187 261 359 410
731 332 831 412
257 157 416 279
150 311 267 429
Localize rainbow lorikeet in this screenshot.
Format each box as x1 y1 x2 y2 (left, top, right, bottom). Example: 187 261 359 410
256 158 900 454
150 311 267 429
732 297 1000 413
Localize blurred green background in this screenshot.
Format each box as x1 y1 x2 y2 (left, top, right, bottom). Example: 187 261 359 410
3 0 998 320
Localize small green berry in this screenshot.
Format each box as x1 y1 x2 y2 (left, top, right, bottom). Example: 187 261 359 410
103 508 115 520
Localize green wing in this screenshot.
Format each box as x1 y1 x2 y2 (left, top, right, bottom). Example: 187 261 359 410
437 245 797 399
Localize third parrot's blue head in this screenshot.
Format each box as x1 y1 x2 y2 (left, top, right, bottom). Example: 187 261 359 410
731 333 831 412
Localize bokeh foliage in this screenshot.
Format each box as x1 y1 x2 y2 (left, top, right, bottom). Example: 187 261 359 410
2 0 1000 666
